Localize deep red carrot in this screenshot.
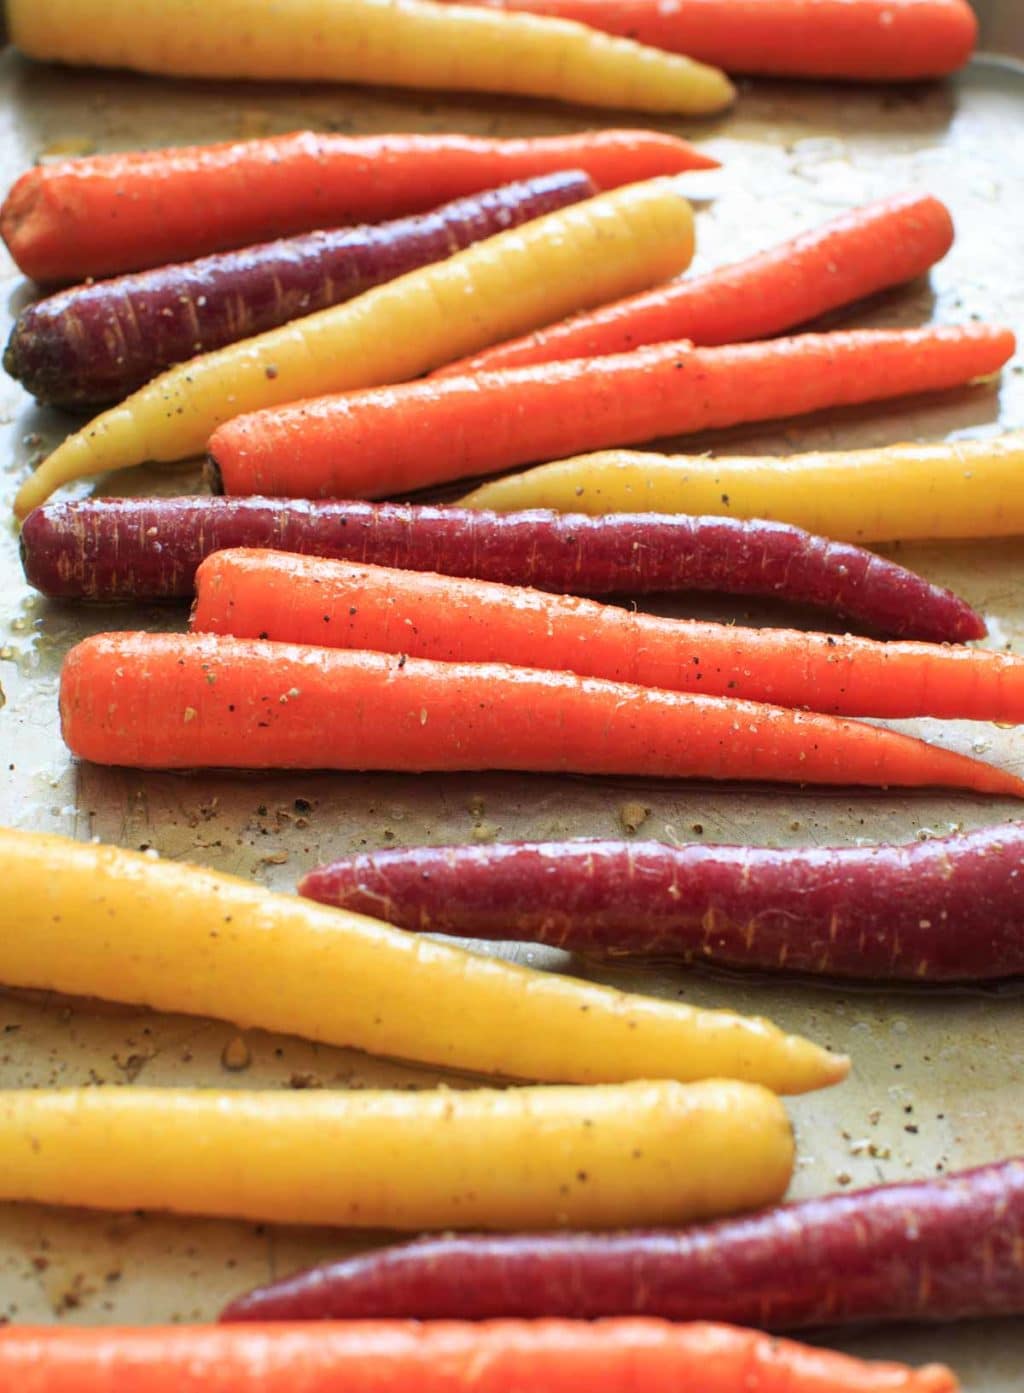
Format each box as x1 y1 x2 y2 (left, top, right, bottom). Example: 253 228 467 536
221 1157 1023 1329
441 193 956 375
58 632 1024 796
0 1319 959 1393
445 0 977 80
1 129 715 284
207 326 1016 501
191 551 1020 722
5 172 595 408
18 495 986 644
300 824 1024 982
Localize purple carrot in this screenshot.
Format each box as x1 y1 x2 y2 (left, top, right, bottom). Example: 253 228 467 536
18 496 985 643
300 824 1024 982
219 1157 1024 1328
3 170 594 408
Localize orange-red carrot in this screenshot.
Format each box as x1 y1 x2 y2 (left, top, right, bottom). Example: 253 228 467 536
190 551 1024 723
59 631 1024 797
442 193 956 375
208 326 1015 501
2 129 716 284
446 0 978 80
0 1319 959 1393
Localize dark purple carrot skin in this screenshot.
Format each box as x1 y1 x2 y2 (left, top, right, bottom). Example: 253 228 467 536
219 1157 1024 1328
18 495 985 643
3 170 595 408
300 824 1024 982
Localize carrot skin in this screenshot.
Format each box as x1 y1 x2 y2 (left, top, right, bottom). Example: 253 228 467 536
59 632 1024 797
5 172 595 408
191 552 1019 722
1 129 715 284
19 496 986 643
221 1158 1023 1331
0 1319 959 1393
447 0 977 79
300 825 1024 983
208 327 1016 501
443 193 957 375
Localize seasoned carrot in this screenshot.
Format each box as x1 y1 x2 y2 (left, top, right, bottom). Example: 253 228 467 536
0 827 844 1093
448 0 978 80
224 1157 1024 1326
19 496 987 642
191 551 1024 723
0 1081 793 1229
6 172 597 408
0 129 715 285
59 631 1024 797
12 178 694 518
302 826 1024 983
208 327 1015 501
0 1320 959 1393
461 433 1024 542
443 193 956 375
7 0 735 116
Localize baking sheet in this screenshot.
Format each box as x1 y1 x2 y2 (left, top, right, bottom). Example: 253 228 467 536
0 4 1022 1382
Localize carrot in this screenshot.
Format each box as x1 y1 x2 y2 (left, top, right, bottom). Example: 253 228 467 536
192 550 1022 722
207 326 1015 501
222 1156 1024 1327
59 631 1024 797
19 496 987 643
442 192 957 375
0 827 846 1094
0 129 715 286
0 1080 793 1230
0 1319 959 1393
445 0 978 80
6 0 735 117
12 178 694 518
301 824 1024 983
460 433 1024 542
5 172 597 408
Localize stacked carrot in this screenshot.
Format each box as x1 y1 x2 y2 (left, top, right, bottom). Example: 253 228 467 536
0 11 1015 1385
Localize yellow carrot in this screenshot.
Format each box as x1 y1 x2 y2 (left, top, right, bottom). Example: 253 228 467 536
0 1080 793 1229
8 0 734 114
12 179 694 518
459 433 1024 542
0 829 846 1094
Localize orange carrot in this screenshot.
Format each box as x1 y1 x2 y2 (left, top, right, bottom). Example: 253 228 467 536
0 1319 959 1392
208 326 1015 501
445 0 978 80
191 550 1024 723
59 631 1024 796
441 193 956 375
2 129 716 284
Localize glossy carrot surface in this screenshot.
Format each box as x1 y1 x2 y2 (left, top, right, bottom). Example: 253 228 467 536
209 327 1015 500
59 632 1024 797
192 551 1021 722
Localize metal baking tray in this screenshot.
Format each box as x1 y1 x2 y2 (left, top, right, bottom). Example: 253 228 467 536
0 3 1021 1383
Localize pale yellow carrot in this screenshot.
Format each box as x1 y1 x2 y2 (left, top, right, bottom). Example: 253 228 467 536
0 1080 793 1229
13 179 694 518
8 0 734 114
0 829 846 1094
459 433 1024 542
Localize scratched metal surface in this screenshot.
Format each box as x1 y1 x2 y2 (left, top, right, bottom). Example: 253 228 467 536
0 4 1022 1382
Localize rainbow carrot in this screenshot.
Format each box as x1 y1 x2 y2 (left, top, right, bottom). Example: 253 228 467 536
0 129 715 284
445 0 978 80
442 193 956 375
0 1320 959 1393
208 326 1015 500
59 631 1024 796
190 551 1024 722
